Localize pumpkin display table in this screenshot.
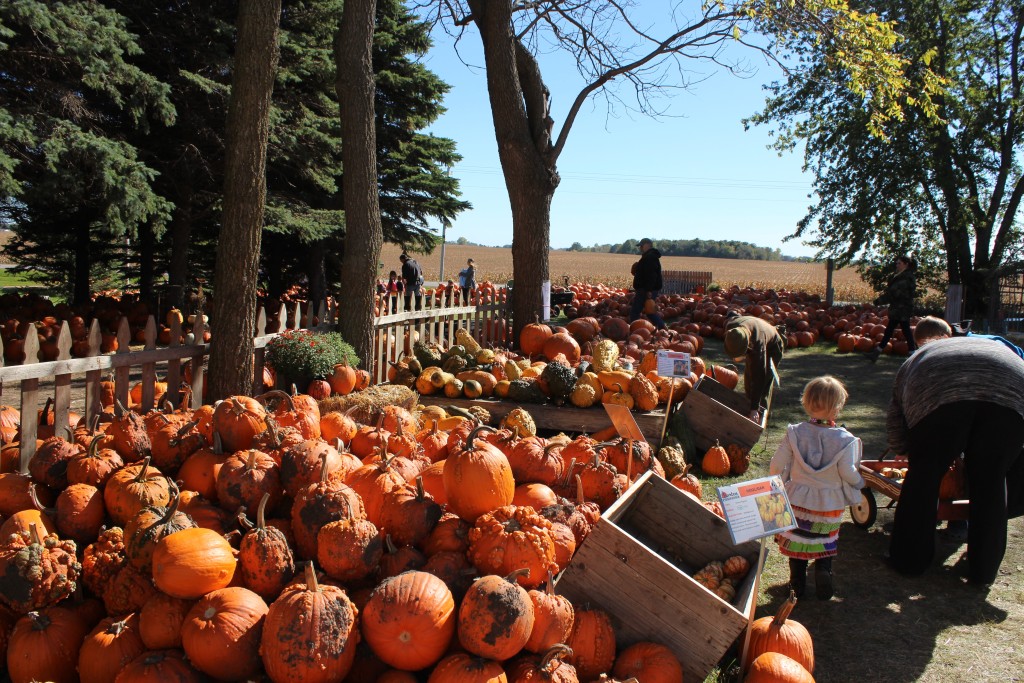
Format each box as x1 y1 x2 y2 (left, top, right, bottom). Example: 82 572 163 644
416 395 673 445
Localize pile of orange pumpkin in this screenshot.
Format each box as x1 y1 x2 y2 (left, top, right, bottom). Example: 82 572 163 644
0 376 816 682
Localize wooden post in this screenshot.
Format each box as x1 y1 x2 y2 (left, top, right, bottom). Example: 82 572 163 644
18 332 40 464
659 381 676 444
53 323 73 440
83 320 103 426
140 316 157 412
825 258 835 308
115 317 131 410
190 314 205 409
253 307 267 395
166 317 182 409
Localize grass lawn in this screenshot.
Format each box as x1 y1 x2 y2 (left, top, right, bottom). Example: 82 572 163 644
0 269 48 290
692 341 1024 682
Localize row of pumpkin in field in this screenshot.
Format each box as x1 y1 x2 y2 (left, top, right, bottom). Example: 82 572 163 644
0 385 800 682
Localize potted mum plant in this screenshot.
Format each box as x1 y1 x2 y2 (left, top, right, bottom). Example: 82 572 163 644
265 330 360 391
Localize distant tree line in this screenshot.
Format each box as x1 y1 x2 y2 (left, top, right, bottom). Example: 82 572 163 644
566 239 797 261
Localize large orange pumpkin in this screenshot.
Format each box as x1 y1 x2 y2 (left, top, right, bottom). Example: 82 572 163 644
151 527 236 599
212 396 267 452
458 570 534 661
181 586 269 681
443 426 515 522
362 570 456 671
745 652 816 683
7 607 89 683
743 591 814 673
520 316 553 356
77 614 146 683
612 641 684 683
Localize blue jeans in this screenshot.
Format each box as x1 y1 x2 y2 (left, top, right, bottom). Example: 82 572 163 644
630 289 665 329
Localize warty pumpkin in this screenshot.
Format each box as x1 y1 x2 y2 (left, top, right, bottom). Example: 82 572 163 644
361 570 455 671
279 437 347 497
317 497 382 583
379 476 443 547
565 605 616 681
507 438 563 487
138 592 195 649
66 434 123 487
701 440 732 477
124 491 196 573
239 492 295 601
0 523 81 614
28 434 82 491
458 570 535 661
291 455 366 560
467 505 558 590
103 457 171 527
508 644 579 683
215 447 282 515
525 581 575 654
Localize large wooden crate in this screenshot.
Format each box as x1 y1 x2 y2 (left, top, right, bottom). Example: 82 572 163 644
555 471 762 682
679 375 769 452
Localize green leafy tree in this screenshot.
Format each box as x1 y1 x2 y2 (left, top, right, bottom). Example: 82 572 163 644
748 0 1017 318
0 0 175 303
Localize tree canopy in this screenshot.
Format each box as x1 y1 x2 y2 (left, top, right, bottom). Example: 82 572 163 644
748 0 1018 316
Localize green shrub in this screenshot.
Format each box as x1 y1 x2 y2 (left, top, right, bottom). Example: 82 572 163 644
265 330 360 382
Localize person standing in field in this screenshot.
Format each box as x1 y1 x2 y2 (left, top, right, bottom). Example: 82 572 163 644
459 258 477 294
868 255 917 362
630 238 666 330
771 376 865 599
723 314 785 422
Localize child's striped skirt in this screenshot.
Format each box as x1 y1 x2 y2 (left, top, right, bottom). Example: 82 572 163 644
776 505 843 560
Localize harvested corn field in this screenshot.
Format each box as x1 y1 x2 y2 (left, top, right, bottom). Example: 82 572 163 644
380 243 875 302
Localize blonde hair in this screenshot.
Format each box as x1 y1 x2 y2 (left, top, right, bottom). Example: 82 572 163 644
802 376 848 419
913 316 952 345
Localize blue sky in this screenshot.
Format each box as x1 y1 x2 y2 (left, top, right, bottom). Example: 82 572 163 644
419 9 821 258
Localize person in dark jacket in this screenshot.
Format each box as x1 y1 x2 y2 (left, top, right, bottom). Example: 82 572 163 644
724 315 785 422
629 238 666 329
868 255 917 362
399 253 423 311
886 336 1024 584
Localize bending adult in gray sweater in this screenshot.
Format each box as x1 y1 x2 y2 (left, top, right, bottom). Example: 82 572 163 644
887 336 1024 584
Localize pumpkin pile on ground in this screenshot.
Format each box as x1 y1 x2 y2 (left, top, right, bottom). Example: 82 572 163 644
0 379 771 682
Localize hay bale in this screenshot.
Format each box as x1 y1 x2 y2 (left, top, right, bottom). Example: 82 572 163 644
319 385 418 426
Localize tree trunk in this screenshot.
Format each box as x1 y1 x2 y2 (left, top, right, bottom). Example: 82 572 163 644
334 0 382 371
73 217 92 306
306 239 327 310
138 221 155 302
469 0 559 343
167 196 194 310
207 0 281 400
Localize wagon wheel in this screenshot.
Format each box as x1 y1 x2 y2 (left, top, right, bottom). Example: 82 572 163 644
850 488 877 528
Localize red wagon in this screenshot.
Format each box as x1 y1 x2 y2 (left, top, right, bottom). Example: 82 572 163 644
850 451 969 528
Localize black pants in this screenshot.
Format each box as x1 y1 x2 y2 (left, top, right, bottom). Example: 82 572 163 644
889 401 1024 583
878 317 916 352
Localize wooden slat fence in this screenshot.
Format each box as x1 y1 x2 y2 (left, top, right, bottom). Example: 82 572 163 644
0 288 510 461
662 270 713 294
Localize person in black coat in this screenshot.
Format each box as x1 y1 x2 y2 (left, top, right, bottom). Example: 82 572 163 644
868 255 917 361
629 238 666 329
399 253 423 311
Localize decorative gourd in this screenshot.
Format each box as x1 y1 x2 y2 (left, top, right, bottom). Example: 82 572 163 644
612 641 684 683
77 614 146 683
0 524 81 614
443 426 515 521
361 570 456 671
151 527 236 599
701 440 732 477
458 570 535 661
591 339 620 373
501 407 537 438
81 526 126 598
565 605 616 681
468 506 558 589
181 586 269 681
596 370 634 392
725 554 751 579
239 492 296 601
601 383 634 410
745 652 816 683
629 372 659 412
743 591 814 673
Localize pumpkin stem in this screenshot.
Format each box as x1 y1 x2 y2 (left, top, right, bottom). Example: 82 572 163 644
133 456 152 483
415 476 426 501
159 491 182 524
575 474 587 506
384 533 397 554
255 390 294 412
540 644 574 670
27 482 55 516
28 521 44 545
776 589 798 624
505 567 531 584
27 610 50 631
561 458 578 488
87 433 104 458
212 431 224 455
114 399 127 418
304 562 320 592
91 413 101 434
255 492 270 530
245 449 258 471
466 424 495 450
319 452 331 485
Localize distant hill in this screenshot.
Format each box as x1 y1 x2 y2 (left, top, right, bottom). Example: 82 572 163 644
447 236 812 262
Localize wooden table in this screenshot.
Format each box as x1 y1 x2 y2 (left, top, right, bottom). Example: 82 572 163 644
417 395 672 445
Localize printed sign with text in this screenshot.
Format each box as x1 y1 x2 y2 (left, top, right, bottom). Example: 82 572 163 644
717 476 797 545
656 350 691 378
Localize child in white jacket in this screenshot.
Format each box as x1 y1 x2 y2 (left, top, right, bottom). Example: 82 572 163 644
770 376 865 599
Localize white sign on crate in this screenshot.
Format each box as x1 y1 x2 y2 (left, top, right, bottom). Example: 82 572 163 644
717 475 797 545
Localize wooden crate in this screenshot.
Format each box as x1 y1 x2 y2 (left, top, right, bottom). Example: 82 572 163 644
416 395 671 445
555 471 762 682
679 375 769 452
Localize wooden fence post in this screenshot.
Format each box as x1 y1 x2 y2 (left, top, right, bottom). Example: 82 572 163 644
18 333 40 464
140 316 158 412
115 317 131 411
52 323 73 440
83 320 103 426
